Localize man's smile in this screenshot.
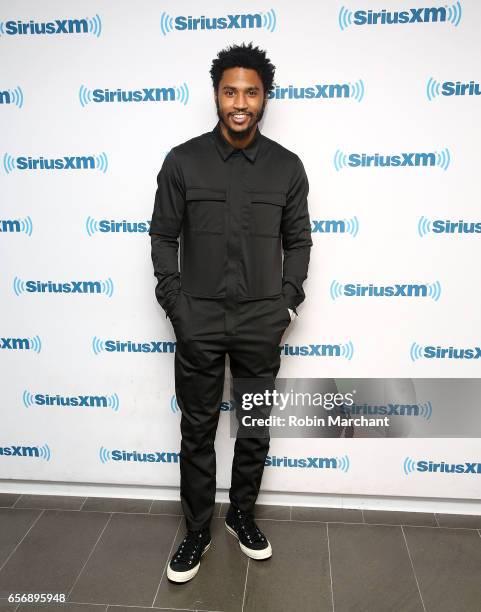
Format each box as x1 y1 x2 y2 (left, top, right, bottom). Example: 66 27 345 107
230 112 251 125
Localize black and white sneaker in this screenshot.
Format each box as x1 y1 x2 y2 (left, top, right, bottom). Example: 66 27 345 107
166 528 211 583
225 505 272 560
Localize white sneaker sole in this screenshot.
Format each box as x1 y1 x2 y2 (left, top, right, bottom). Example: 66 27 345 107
225 522 272 560
166 541 211 583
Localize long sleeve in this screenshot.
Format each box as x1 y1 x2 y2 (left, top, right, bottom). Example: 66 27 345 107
148 150 185 317
280 156 313 314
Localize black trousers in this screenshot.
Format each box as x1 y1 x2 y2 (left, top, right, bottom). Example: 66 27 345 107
169 291 291 531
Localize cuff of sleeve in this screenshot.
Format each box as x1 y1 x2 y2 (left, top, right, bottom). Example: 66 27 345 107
282 289 299 314
283 297 298 316
287 308 297 321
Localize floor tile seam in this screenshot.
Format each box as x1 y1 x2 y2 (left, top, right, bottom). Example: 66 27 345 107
150 516 183 607
106 606 222 611
400 525 427 612
66 512 114 600
3 503 481 520
78 497 89 511
240 557 249 612
10 495 22 509
105 604 224 611
326 523 335 612
0 508 45 575
2 507 184 516
255 517 480 529
3 507 478 529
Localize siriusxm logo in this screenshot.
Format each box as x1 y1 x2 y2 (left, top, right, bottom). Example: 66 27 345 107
79 83 189 106
281 341 354 360
160 9 277 35
1 336 41 353
86 217 150 236
170 395 233 414
418 217 481 236
404 457 481 475
410 343 481 361
268 80 364 102
339 3 462 30
331 281 441 301
427 78 481 100
0 217 33 235
349 402 432 419
92 337 176 355
13 277 114 297
23 390 120 411
0 443 51 460
312 217 359 236
0 87 24 108
334 149 451 170
0 15 102 37
3 152 108 174
265 454 350 471
99 446 179 464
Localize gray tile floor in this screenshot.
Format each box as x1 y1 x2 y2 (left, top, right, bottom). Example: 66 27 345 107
0 493 480 611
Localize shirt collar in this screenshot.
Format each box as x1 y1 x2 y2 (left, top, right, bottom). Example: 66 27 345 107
212 120 261 163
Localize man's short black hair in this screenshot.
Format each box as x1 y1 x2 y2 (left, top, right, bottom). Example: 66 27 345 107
210 42 276 96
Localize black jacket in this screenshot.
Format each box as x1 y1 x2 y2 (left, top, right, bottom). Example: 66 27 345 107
149 121 312 317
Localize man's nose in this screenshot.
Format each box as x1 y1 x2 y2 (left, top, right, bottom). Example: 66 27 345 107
234 92 248 109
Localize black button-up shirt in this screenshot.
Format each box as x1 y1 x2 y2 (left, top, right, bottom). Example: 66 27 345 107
149 120 312 317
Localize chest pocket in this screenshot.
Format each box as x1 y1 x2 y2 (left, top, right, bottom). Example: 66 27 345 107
185 188 226 234
249 191 286 237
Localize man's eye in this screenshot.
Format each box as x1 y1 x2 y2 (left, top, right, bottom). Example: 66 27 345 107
225 91 234 96
248 91 257 96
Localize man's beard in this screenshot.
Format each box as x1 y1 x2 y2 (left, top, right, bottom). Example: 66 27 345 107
216 100 266 141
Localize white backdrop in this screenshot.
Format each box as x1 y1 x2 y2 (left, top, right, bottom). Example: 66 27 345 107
1 0 480 502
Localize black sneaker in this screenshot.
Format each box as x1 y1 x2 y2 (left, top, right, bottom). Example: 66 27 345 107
166 528 211 583
225 505 272 560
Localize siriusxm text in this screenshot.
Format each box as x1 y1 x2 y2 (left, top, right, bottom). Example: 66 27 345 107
422 346 481 359
22 281 106 293
265 455 339 469
14 156 96 170
439 81 481 96
109 450 179 463
32 394 113 407
2 19 89 35
173 13 263 30
342 283 430 297
95 220 151 233
268 84 351 100
416 461 481 474
349 404 422 416
1 337 33 350
0 445 42 457
91 88 178 103
102 340 176 353
281 344 344 357
430 220 481 233
353 8 447 26
349 153 436 167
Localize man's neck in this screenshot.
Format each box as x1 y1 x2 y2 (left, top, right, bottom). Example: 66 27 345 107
219 121 258 150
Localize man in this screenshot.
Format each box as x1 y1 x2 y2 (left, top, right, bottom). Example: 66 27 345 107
148 42 312 583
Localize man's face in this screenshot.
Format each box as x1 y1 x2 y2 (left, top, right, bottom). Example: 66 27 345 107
215 67 267 141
